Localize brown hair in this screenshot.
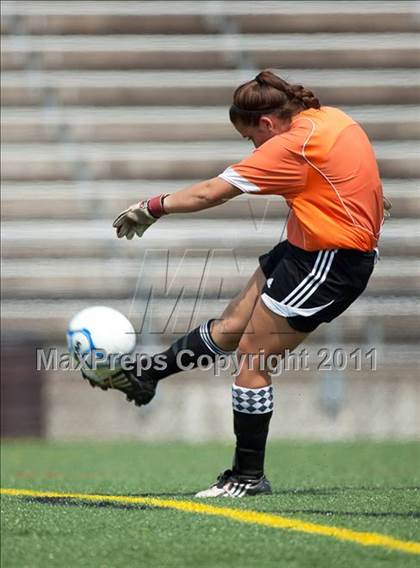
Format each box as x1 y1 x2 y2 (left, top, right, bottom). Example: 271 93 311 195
230 70 321 126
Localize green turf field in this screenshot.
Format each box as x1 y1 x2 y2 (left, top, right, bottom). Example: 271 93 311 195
1 441 419 567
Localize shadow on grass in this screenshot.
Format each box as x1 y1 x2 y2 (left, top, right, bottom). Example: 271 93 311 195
28 497 156 511
26 494 420 520
271 486 420 496
269 508 420 519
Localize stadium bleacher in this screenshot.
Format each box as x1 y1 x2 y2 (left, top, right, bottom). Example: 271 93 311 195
2 0 420 352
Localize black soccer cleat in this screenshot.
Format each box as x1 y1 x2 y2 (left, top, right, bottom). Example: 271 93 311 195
195 469 272 498
81 366 158 407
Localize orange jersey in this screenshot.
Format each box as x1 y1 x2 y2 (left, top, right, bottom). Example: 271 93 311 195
220 106 384 251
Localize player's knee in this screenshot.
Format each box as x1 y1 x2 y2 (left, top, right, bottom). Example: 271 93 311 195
238 330 287 360
212 316 244 351
237 330 258 355
220 315 246 336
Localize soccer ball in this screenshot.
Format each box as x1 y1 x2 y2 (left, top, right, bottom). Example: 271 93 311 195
67 306 136 383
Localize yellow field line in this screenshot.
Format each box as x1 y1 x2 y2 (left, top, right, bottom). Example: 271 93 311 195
1 487 420 556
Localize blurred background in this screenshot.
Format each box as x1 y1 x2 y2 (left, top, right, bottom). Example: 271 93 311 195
1 0 419 442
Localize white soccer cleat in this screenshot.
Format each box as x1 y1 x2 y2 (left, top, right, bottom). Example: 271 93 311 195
195 469 272 498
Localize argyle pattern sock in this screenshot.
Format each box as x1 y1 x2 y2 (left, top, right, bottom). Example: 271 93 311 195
231 384 274 478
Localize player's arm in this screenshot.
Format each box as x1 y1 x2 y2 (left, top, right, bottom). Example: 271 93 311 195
113 177 241 239
163 177 241 213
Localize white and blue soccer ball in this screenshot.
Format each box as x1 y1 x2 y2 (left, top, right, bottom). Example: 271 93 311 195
67 306 136 384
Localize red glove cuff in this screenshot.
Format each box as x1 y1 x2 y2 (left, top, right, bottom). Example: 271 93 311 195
146 194 169 219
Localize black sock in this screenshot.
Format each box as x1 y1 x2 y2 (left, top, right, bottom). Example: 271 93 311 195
231 384 274 478
139 319 231 381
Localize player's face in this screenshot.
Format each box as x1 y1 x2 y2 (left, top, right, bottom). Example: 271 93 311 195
234 115 289 148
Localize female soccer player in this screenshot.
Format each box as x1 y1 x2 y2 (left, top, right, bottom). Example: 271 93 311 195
100 70 386 497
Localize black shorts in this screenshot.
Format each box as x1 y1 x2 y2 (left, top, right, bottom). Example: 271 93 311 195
259 240 376 333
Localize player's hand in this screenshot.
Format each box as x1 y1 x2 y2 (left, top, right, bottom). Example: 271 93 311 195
112 194 168 240
113 201 156 239
383 196 392 219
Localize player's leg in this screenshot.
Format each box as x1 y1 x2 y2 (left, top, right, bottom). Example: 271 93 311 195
141 265 266 378
196 245 377 497
97 267 266 405
209 266 267 351
231 300 307 482
196 299 308 497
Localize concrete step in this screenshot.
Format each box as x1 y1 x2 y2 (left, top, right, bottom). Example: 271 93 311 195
3 105 419 143
2 257 419 300
2 1 419 34
2 219 419 259
2 69 419 107
3 33 419 70
2 296 420 344
1 140 418 181
1 179 419 220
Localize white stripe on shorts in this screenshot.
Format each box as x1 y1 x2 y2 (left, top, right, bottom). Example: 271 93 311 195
292 250 337 308
264 249 338 319
261 294 334 318
281 250 325 305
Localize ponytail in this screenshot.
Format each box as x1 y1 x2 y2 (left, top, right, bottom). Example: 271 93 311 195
288 83 321 110
230 69 321 126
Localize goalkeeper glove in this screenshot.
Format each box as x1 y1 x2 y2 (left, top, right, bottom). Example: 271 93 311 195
113 194 168 239
383 196 392 219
